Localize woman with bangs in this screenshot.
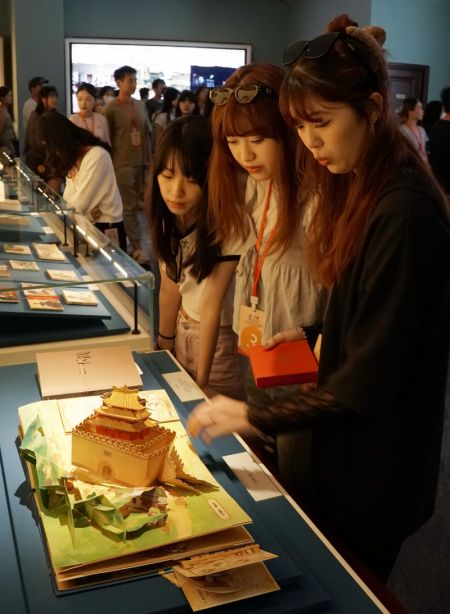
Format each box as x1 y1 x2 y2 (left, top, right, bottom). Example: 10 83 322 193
148 116 244 399
189 16 450 582
206 63 326 484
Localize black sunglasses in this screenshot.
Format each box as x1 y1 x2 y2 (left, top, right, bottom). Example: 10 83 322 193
281 32 342 66
210 84 275 106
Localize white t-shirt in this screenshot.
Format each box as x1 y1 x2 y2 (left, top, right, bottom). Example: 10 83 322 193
165 227 238 326
233 177 325 342
69 112 111 146
22 98 37 130
63 147 123 223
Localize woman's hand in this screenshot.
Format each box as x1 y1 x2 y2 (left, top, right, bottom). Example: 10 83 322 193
155 334 174 352
264 328 306 350
90 205 102 221
187 395 258 444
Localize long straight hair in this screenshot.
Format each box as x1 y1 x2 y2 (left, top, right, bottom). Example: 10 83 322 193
148 116 218 282
36 111 110 177
208 63 299 251
280 15 449 288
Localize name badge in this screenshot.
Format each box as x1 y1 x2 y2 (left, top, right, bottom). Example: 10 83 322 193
131 128 141 146
238 304 265 356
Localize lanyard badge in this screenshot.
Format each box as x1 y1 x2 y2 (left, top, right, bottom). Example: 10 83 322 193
238 180 278 356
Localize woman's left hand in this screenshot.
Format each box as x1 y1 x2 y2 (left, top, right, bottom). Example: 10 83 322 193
264 328 306 350
187 395 257 444
90 205 102 220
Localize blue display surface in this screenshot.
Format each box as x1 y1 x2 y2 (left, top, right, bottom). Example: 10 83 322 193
0 213 59 243
0 291 130 347
0 354 385 613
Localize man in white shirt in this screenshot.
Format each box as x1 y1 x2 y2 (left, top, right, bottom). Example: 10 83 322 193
22 76 48 130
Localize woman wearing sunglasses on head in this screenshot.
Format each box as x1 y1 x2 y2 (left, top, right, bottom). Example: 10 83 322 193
189 15 450 582
207 63 326 484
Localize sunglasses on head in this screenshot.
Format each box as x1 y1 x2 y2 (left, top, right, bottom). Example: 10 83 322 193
281 32 343 66
209 84 275 106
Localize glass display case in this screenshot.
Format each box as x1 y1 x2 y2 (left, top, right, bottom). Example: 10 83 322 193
0 153 155 364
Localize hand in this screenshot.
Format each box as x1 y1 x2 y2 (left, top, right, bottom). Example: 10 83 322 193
90 205 102 221
187 395 257 444
264 328 306 350
155 335 174 352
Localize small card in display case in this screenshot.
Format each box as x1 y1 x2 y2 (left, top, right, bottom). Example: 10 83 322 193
46 268 80 282
25 287 64 311
0 285 19 302
0 264 10 277
4 243 32 255
33 243 66 261
62 289 98 306
9 259 40 271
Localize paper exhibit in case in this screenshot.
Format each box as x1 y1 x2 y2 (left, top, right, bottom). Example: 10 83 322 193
46 268 81 282
33 242 66 261
17 394 266 595
36 345 143 399
24 287 64 311
62 289 99 306
3 243 32 255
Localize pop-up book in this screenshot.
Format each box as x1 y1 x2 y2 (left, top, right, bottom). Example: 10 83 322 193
18 387 279 606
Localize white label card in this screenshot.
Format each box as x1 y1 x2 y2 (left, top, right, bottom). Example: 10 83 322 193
162 371 206 402
223 451 283 501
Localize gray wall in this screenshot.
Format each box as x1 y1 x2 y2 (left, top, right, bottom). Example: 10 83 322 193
372 0 450 99
286 0 371 42
1 0 449 140
63 0 291 65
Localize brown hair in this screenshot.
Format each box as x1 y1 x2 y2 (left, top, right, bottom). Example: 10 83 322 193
279 14 448 287
208 63 299 250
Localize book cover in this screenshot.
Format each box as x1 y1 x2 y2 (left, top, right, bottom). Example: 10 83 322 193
0 213 31 226
46 268 80 282
25 287 64 311
248 340 318 388
33 242 66 261
62 289 98 306
0 285 19 302
4 243 32 255
9 259 40 271
0 264 10 277
36 346 144 399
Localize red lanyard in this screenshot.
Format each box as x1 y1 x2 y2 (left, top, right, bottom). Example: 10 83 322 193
251 179 279 301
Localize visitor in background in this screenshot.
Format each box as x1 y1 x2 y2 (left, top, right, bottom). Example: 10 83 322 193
195 85 213 118
24 85 60 191
37 112 126 252
103 65 151 264
153 87 180 148
0 86 18 156
69 82 110 145
399 97 428 162
176 90 199 118
22 76 48 131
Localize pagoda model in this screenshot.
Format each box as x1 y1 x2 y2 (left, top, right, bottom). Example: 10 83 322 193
72 386 203 490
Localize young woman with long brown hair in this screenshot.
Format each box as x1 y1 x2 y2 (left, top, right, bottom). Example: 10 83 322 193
206 63 325 483
189 16 450 582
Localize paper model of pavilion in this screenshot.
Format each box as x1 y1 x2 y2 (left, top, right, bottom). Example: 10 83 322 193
72 385 203 490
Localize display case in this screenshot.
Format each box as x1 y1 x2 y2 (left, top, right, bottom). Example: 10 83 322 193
0 153 155 365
